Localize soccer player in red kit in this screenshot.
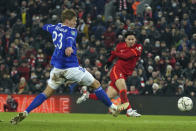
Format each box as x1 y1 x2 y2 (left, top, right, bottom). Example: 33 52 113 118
77 31 142 117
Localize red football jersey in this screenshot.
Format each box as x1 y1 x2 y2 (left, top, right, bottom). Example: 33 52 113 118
108 42 143 76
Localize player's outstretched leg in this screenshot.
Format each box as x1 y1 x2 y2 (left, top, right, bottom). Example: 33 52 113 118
77 85 129 116
119 89 141 117
91 86 129 113
10 92 48 125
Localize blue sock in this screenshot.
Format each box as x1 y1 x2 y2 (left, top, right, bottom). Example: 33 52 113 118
25 93 47 113
94 86 112 107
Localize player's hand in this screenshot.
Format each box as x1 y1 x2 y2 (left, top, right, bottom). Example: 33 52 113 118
135 46 142 56
104 61 112 72
65 47 73 56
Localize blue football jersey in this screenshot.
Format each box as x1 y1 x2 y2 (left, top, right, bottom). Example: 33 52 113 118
42 23 79 69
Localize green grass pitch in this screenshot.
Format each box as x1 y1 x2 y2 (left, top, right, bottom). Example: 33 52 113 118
0 112 196 131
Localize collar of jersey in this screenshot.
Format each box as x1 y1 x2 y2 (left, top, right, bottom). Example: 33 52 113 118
58 23 76 30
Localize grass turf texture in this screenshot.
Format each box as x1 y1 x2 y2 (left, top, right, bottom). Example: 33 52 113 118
0 112 196 131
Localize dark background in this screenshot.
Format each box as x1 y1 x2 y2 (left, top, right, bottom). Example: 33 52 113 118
71 95 196 116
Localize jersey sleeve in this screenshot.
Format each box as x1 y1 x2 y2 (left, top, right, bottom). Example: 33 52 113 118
114 44 143 59
63 29 77 48
64 37 74 48
107 43 121 62
42 24 55 34
108 53 116 62
115 43 122 52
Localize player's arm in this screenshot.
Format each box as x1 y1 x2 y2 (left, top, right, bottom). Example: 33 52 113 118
42 24 55 34
104 55 115 71
113 45 143 59
104 44 120 71
108 43 122 62
63 30 77 56
64 37 74 56
107 52 116 63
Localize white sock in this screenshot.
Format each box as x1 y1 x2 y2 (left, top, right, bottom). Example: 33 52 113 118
24 111 29 116
110 103 117 110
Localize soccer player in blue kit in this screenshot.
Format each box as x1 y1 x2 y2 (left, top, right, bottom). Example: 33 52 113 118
10 9 128 124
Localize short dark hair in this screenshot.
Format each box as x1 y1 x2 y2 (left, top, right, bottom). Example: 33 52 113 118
124 31 136 38
61 9 77 22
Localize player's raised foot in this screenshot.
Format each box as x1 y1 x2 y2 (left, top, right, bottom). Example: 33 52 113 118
76 91 89 104
109 108 119 117
10 111 28 125
109 102 129 117
117 102 129 112
126 108 141 117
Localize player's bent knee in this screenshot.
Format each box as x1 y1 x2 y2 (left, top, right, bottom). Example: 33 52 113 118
90 79 101 89
115 79 127 90
43 85 55 98
107 86 118 99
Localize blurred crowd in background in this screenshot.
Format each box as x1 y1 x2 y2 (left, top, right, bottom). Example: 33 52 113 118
0 0 196 97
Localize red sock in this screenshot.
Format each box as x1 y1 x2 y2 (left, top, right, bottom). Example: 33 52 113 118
119 89 131 109
127 104 131 109
89 93 98 100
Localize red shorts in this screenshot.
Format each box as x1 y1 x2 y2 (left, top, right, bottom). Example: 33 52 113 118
109 66 128 92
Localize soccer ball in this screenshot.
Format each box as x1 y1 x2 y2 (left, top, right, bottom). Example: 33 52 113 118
177 97 193 111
